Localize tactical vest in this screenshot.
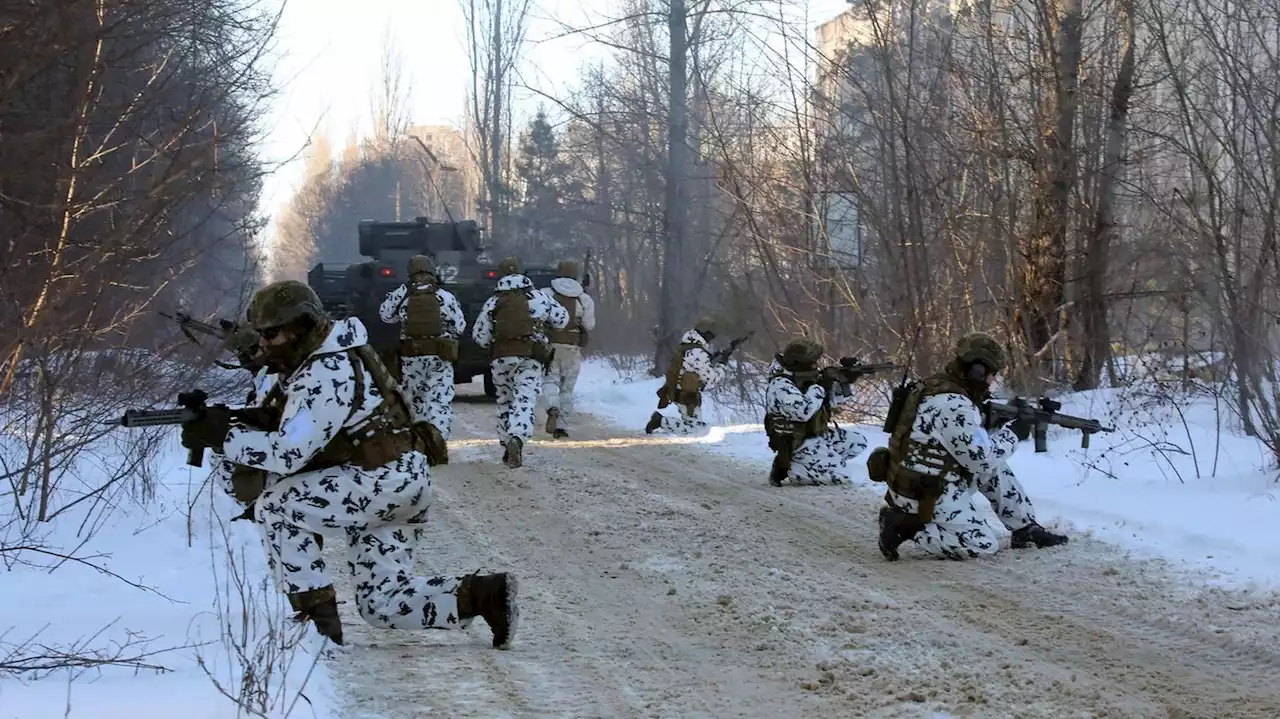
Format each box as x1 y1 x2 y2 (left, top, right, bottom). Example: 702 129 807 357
663 341 703 406
867 370 985 521
403 285 443 339
491 289 538 358
400 285 457 360
260 344 419 473
763 370 832 452
547 291 581 346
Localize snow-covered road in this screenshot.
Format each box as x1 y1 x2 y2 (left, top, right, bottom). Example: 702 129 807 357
322 395 1280 718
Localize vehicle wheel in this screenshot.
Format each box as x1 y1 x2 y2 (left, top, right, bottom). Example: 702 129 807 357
483 369 497 398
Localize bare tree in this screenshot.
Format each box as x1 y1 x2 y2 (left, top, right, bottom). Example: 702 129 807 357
460 0 535 240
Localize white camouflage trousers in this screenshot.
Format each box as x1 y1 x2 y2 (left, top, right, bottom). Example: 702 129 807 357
655 403 709 435
787 426 869 485
255 451 467 630
540 344 582 430
888 465 1037 560
492 356 543 444
402 354 456 439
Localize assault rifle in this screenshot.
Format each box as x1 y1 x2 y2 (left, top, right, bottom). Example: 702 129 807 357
821 357 901 386
161 311 237 343
983 396 1114 453
711 331 755 364
161 311 261 371
119 390 280 467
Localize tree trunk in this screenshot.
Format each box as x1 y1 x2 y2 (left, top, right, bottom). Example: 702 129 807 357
488 0 505 242
654 0 690 373
1019 0 1082 379
1075 0 1134 390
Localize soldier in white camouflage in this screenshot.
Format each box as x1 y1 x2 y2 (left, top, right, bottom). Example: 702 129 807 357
379 254 467 465
868 332 1068 561
763 339 869 486
472 257 570 467
181 280 519 648
646 318 725 435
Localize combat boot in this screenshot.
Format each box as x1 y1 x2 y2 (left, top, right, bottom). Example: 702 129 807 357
456 572 520 649
553 429 569 439
768 454 788 487
1011 522 1068 549
878 506 917 561
545 408 559 436
645 411 663 434
288 586 344 645
503 437 523 468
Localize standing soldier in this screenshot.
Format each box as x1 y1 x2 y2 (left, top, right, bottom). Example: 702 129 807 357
869 331 1069 561
540 259 596 438
645 318 725 435
472 257 570 467
180 281 519 648
763 339 869 486
378 255 466 466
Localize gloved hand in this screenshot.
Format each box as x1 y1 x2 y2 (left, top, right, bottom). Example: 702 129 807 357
1009 416 1033 442
181 405 232 453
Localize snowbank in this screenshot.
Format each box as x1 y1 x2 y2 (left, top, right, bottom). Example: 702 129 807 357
0 435 336 718
574 357 1280 590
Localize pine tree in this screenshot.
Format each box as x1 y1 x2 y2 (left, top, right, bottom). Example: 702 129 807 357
513 109 580 260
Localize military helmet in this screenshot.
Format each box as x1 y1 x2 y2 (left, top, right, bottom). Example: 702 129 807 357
557 259 580 279
955 331 1005 372
498 257 522 276
247 280 327 331
408 254 436 277
694 317 716 335
780 338 824 369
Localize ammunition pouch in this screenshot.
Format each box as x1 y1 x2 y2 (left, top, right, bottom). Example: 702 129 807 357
677 371 702 406
886 465 946 523
764 413 798 452
400 336 459 362
532 341 553 366
578 327 589 348
230 465 267 504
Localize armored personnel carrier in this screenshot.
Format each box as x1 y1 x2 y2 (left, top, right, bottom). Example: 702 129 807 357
307 216 557 397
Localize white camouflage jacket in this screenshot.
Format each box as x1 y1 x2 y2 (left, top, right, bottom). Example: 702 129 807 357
677 330 726 387
906 391 1019 480
471 274 570 349
764 359 854 423
545 277 596 344
222 317 397 476
377 283 467 339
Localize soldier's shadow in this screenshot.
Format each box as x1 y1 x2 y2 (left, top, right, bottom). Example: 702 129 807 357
452 392 497 404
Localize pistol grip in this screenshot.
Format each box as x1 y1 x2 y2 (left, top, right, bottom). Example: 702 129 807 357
187 446 205 467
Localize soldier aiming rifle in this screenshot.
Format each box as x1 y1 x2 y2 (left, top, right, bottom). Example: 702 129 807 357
645 320 748 435
161 310 265 376
764 341 895 486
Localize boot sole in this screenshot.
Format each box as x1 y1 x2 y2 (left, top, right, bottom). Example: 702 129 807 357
496 574 520 650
